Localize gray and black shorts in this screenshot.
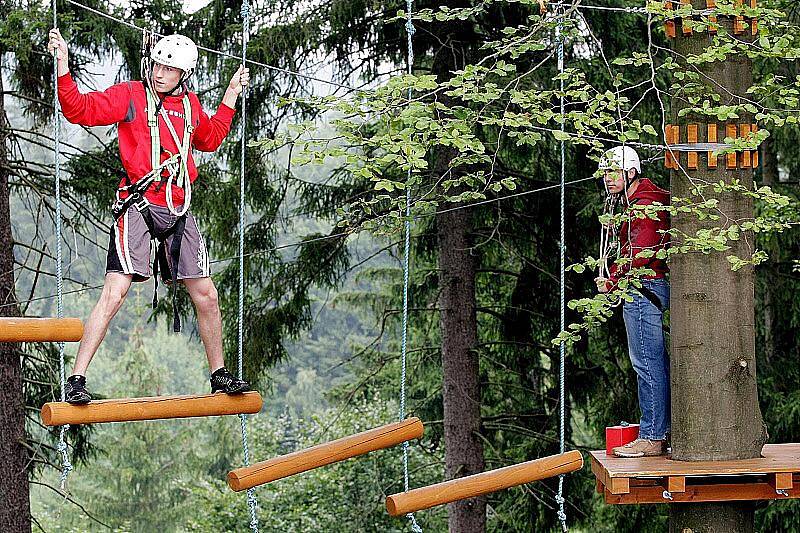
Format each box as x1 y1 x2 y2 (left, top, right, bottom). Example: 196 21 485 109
106 204 210 282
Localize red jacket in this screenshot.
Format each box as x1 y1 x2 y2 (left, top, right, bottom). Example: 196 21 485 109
57 73 235 208
609 178 670 284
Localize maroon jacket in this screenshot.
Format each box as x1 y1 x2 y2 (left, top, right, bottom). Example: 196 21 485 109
609 178 670 285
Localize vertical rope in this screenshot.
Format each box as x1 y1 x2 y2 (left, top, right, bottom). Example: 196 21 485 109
400 2 422 532
555 9 569 533
237 2 259 531
52 0 73 491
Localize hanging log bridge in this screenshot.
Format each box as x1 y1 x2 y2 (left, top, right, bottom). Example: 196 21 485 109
591 443 800 504
41 392 263 425
386 450 584 516
228 417 424 491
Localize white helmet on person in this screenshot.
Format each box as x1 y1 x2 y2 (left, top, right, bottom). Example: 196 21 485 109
599 145 642 174
150 34 198 74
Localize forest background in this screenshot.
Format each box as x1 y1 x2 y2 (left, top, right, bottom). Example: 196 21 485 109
2 0 800 531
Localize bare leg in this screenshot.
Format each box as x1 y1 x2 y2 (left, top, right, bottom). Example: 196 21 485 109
183 277 225 372
73 273 133 376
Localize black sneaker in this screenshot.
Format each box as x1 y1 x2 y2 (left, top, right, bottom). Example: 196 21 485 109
210 367 250 394
64 375 92 404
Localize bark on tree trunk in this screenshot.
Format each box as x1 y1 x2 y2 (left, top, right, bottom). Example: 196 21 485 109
669 8 767 533
436 162 486 533
427 22 486 531
760 137 776 362
0 55 33 533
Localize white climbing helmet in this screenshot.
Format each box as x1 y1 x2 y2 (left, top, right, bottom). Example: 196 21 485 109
150 34 198 74
599 146 642 174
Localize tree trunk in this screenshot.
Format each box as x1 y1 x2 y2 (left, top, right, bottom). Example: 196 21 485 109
436 149 485 533
0 55 32 533
760 137 776 362
669 8 766 533
427 19 486 530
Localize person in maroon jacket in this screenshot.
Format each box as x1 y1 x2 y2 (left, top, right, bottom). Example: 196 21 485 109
48 28 251 403
595 146 671 458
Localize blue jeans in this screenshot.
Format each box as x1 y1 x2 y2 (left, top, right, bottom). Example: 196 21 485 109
622 278 670 441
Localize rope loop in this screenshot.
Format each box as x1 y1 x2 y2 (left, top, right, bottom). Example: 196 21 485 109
407 513 423 533
57 426 73 488
405 19 416 37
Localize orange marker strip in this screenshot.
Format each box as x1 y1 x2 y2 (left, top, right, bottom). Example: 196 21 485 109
681 0 692 35
708 123 718 168
726 124 738 169
740 124 752 168
687 124 699 170
751 124 759 168
665 1 677 38
665 124 678 169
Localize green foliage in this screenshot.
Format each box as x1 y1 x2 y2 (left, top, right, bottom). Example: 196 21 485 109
7 0 800 530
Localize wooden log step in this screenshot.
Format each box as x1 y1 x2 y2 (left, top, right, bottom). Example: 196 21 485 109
228 417 424 491
0 317 83 343
41 391 263 426
386 450 584 516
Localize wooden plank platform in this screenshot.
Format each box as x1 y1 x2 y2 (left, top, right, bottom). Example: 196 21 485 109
591 443 800 505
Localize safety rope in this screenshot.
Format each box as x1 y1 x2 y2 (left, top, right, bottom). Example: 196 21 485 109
0 174 600 314
548 2 649 13
64 0 355 92
399 0 422 531
555 8 568 533
52 0 74 491
236 2 259 531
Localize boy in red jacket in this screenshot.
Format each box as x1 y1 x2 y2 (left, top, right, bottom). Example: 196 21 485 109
48 28 251 403
595 146 671 458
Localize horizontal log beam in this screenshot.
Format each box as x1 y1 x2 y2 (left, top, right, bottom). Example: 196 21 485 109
0 318 83 342
41 391 262 426
228 417 424 491
386 450 584 516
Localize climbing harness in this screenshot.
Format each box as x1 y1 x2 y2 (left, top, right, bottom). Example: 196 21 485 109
145 86 194 217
